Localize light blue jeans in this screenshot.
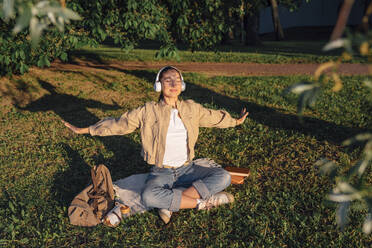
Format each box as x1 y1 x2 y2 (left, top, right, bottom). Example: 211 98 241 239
141 161 231 212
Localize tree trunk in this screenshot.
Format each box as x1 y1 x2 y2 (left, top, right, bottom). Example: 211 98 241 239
244 8 261 46
221 8 234 45
330 0 355 41
270 0 284 40
240 2 245 44
359 0 372 32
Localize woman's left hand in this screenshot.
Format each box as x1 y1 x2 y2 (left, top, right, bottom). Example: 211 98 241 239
236 108 249 125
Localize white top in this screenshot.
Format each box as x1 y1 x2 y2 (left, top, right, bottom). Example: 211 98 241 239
162 108 188 167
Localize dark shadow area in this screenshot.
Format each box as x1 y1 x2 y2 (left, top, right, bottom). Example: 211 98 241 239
260 26 334 42
181 80 371 144
120 69 156 83
70 26 347 57
18 80 149 205
52 143 92 205
110 68 371 145
18 79 120 126
67 51 106 65
52 142 148 206
68 50 111 66
0 78 41 108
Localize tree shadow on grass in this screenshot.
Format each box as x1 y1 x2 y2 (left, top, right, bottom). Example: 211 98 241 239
114 68 371 144
49 61 371 144
17 79 120 126
17 79 149 205
52 142 148 206
52 143 92 205
182 80 371 144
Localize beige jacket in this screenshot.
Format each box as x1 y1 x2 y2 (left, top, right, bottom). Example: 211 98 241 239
89 99 237 167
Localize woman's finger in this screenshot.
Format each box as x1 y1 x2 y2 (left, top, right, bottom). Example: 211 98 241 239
240 108 246 116
62 120 77 132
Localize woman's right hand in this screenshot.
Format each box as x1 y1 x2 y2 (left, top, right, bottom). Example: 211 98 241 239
62 120 89 134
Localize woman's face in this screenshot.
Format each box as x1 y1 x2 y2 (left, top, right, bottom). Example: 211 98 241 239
160 69 182 99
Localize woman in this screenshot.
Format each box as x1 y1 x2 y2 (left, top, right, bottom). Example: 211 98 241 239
63 66 248 224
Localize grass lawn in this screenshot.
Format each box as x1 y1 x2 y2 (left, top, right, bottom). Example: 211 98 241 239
0 66 371 247
71 40 366 64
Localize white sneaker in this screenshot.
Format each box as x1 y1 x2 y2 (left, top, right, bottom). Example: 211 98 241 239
197 192 234 210
158 209 172 224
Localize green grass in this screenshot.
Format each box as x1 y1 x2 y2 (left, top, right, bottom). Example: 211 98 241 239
0 67 371 247
71 41 366 64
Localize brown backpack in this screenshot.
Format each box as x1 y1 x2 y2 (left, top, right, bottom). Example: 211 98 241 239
68 164 115 227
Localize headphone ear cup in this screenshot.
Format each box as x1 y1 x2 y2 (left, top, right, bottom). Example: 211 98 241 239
154 81 162 92
181 82 186 91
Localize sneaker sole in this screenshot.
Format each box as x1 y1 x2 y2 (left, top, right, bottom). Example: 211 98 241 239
224 192 235 204
159 210 172 224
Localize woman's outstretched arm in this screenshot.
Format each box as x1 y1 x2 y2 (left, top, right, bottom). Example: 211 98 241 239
62 120 89 134
62 105 144 136
198 102 249 128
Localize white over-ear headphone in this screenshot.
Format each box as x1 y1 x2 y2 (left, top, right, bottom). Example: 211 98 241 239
154 66 186 92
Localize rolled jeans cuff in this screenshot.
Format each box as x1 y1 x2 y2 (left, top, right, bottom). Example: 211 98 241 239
169 188 183 212
192 179 211 200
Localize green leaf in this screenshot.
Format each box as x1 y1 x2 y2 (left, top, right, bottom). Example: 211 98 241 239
43 56 50 67
8 223 14 231
283 81 316 95
20 238 29 244
60 52 68 61
347 157 371 178
297 90 312 114
12 4 32 34
11 214 18 223
307 87 321 108
8 201 15 213
19 50 25 60
317 158 338 178
4 56 10 65
30 17 47 47
37 57 44 67
342 133 372 146
328 193 359 202
20 62 28 74
363 213 372 234
2 0 15 20
364 80 372 89
322 39 347 51
61 8 82 21
336 201 350 230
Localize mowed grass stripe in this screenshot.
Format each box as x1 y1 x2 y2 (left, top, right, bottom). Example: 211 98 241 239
72 40 366 64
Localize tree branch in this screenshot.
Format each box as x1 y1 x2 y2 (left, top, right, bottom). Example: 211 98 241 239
330 0 355 41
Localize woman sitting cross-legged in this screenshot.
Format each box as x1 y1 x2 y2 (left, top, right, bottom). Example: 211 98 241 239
63 66 248 224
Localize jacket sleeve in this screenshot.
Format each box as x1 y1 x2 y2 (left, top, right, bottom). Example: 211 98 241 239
89 105 144 136
197 103 237 128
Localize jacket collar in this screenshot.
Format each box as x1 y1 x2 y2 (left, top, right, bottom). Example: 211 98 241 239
159 99 182 109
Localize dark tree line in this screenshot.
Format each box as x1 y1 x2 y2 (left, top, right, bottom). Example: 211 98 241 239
0 0 304 75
